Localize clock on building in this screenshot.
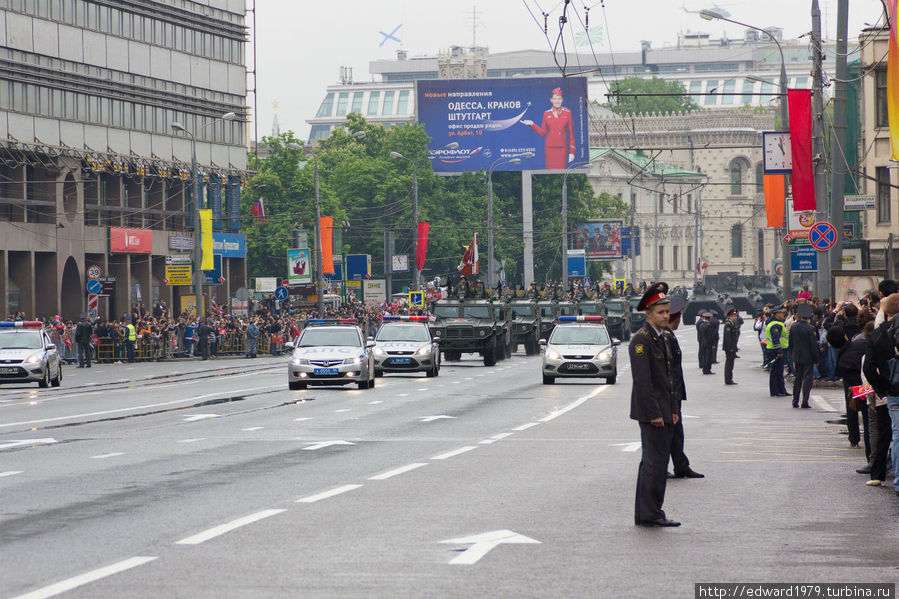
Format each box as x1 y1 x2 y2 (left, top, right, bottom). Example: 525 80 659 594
763 131 792 174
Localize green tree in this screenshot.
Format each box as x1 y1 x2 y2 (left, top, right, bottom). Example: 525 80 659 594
604 77 697 115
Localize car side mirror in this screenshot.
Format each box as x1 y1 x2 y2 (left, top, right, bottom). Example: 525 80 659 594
47 343 56 351
284 341 295 350
367 336 374 342
365 341 376 349
538 339 547 346
433 336 441 343
612 340 620 346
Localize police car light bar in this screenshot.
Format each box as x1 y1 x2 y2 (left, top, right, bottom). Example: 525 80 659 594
381 315 429 321
557 315 604 322
0 321 44 328
306 319 357 324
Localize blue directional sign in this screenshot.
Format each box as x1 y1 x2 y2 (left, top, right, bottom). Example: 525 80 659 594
86 279 102 294
790 246 817 272
567 251 587 277
274 286 289 301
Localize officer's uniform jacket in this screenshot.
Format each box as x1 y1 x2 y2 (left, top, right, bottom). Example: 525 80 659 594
723 320 740 352
629 325 679 424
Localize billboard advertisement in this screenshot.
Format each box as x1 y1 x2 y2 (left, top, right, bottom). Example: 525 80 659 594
287 248 312 284
110 227 152 253
416 76 589 173
573 219 624 260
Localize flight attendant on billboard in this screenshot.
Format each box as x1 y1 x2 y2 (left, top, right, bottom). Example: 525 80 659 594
521 87 575 170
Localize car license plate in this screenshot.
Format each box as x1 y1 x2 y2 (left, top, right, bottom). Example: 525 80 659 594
567 363 589 370
392 358 412 364
313 368 339 375
0 367 18 374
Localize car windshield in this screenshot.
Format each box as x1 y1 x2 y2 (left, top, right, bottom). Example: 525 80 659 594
0 331 43 349
606 300 624 311
579 303 600 314
558 304 577 316
512 305 535 317
538 305 555 318
628 297 641 308
298 328 361 347
550 326 610 345
376 325 431 342
434 306 461 318
462 306 491 319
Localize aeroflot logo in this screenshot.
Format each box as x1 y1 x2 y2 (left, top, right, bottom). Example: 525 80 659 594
430 146 483 164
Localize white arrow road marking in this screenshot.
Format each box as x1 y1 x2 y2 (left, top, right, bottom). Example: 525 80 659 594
431 446 477 460
294 417 312 422
0 438 57 451
611 442 641 452
368 463 427 480
540 386 609 422
297 484 362 504
175 509 286 545
0 470 24 477
302 440 355 451
10 556 158 599
419 415 456 422
177 438 205 444
441 530 540 565
183 414 220 422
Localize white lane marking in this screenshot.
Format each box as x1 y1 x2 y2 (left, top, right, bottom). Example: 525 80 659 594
465 377 473 380
242 427 264 431
177 438 205 444
492 432 513 440
512 422 539 432
431 446 478 460
682 415 699 419
0 438 58 451
369 401 383 405
10 556 158 599
297 484 363 504
611 442 641 452
302 440 355 451
397 393 409 397
811 394 839 412
451 381 461 384
334 409 351 413
419 415 456 422
418 388 428 391
540 386 608 422
479 439 496 445
90 452 124 459
0 470 24 477
184 414 220 422
0 385 280 430
441 530 540 565
175 509 286 545
294 417 312 422
368 462 428 481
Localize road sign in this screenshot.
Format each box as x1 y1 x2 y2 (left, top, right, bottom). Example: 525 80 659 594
87 264 102 280
87 293 99 319
234 287 250 301
409 291 425 307
86 279 102 294
165 255 192 286
566 249 586 277
97 277 116 295
809 221 837 251
274 286 289 301
782 233 793 244
844 194 875 210
790 246 818 272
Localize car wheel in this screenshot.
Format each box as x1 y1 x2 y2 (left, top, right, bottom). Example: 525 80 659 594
542 374 555 384
289 380 305 390
38 367 50 388
357 379 369 389
606 369 617 385
511 342 519 354
426 360 438 377
51 363 62 387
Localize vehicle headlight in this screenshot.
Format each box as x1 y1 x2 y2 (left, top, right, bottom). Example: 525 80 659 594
291 357 310 366
546 350 561 360
416 345 431 355
372 346 386 356
479 329 486 336
344 356 363 365
24 353 42 364
596 350 613 360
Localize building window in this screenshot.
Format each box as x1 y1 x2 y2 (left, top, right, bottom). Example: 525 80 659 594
316 93 334 117
396 90 410 114
351 92 363 114
730 161 743 195
760 79 777 104
731 224 743 258
367 91 380 115
335 92 349 116
740 79 755 104
877 70 888 128
658 193 665 214
383 90 395 115
755 162 764 193
309 125 331 141
704 80 719 105
686 194 692 213
672 245 679 271
689 80 702 103
658 245 665 271
721 80 735 105
876 166 891 224
687 245 693 270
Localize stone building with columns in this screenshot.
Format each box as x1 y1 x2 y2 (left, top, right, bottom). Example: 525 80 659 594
0 1 248 320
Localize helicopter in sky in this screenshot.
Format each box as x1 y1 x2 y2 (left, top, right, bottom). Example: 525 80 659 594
682 2 733 19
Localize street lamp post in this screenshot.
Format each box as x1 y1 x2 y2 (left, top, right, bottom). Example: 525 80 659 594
170 111 236 316
288 132 365 316
700 9 791 298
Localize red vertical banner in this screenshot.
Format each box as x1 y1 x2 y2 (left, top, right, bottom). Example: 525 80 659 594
787 89 815 212
416 222 430 270
320 216 334 274
763 174 785 227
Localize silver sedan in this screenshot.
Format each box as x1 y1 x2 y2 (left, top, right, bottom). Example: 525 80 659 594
0 323 63 388
539 316 618 385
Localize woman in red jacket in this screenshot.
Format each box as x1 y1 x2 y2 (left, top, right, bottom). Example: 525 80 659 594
521 87 575 170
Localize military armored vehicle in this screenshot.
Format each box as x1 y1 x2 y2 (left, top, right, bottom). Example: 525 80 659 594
601 297 632 340
430 296 512 366
683 283 727 325
509 299 541 355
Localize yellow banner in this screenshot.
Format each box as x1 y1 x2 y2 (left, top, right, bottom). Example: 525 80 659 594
200 209 214 270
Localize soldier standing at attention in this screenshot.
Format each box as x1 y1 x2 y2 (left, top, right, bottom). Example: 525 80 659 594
696 312 708 370
630 282 681 527
723 308 740 385
665 295 705 480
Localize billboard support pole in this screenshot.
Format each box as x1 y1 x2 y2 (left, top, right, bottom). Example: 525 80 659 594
561 174 569 290
631 188 637 286
522 171 534 287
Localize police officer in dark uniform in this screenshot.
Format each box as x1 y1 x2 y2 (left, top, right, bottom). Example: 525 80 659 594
630 282 681 527
723 308 740 385
698 312 715 374
696 312 708 370
709 311 721 364
665 295 705 480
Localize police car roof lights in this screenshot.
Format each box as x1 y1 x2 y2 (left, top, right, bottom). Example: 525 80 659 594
306 318 358 325
557 315 604 322
381 315 429 321
0 321 44 328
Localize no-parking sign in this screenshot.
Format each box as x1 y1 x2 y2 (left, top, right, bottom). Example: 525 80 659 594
809 222 837 251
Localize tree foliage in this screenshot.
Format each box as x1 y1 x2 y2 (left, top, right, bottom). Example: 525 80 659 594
241 115 630 287
604 77 698 116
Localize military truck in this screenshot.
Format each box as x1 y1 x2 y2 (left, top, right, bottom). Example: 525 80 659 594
601 297 632 340
509 299 541 355
626 295 646 333
430 297 512 366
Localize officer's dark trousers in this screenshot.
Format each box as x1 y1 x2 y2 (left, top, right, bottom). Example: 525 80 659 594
724 350 735 383
670 418 690 475
125 341 135 363
77 342 91 367
636 421 674 523
768 353 786 395
792 362 815 406
701 347 714 374
198 338 209 360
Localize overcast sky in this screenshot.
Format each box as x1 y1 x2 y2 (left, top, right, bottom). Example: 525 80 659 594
250 0 883 143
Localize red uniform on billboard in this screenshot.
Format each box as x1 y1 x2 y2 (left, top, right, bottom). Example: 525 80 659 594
523 88 575 170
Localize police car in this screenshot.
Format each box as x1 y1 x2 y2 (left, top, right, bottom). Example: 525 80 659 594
0 321 63 388
373 316 440 377
539 316 618 385
285 320 376 390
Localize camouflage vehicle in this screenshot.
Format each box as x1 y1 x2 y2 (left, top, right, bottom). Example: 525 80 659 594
600 297 632 340
509 299 541 355
683 283 727 325
626 295 646 333
430 297 512 366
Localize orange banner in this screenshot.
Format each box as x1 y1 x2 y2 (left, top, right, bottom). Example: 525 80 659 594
763 174 785 228
320 216 334 274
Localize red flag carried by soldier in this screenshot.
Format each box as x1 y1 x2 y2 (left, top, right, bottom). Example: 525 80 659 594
457 232 479 276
